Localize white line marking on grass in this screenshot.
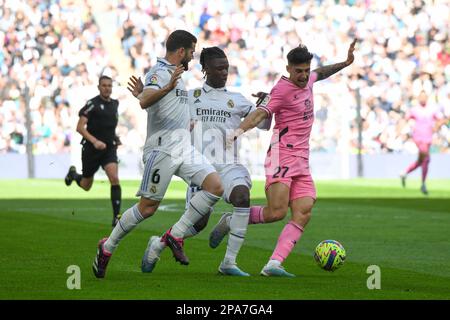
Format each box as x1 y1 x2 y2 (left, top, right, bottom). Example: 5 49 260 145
11 203 184 214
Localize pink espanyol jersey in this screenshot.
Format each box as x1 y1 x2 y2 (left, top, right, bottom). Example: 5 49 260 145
259 72 318 159
408 104 442 144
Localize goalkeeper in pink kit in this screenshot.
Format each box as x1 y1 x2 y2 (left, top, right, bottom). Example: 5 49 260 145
217 40 357 277
400 91 447 195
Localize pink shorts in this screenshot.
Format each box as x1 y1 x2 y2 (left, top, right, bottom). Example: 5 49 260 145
264 151 316 201
414 140 431 154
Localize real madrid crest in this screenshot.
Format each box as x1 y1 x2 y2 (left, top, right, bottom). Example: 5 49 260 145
227 99 235 108
150 185 157 193
193 89 202 98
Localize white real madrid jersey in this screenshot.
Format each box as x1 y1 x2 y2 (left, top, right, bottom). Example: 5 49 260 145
189 83 256 168
142 57 191 156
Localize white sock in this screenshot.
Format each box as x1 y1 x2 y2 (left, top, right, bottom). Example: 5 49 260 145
185 184 202 211
171 190 220 238
104 204 144 253
223 207 250 266
182 226 199 239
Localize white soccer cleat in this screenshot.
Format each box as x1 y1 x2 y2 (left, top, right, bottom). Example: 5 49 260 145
218 262 250 277
209 212 232 249
420 184 428 195
260 260 295 278
141 236 162 273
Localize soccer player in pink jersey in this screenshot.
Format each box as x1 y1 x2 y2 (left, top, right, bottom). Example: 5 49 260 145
400 90 447 195
217 40 357 277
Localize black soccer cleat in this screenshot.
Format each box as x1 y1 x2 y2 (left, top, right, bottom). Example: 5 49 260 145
162 230 189 265
64 166 76 186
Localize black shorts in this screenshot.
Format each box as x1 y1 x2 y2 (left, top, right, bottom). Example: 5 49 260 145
81 143 118 178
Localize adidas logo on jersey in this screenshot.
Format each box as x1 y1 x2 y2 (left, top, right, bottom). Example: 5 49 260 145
194 99 201 103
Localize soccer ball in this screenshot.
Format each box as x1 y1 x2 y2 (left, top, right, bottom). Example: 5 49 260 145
314 240 346 271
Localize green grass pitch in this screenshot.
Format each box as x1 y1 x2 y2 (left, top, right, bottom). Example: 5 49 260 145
0 178 449 300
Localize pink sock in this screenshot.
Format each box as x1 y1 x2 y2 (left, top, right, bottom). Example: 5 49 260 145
270 221 304 263
248 206 265 224
406 161 420 174
421 156 430 183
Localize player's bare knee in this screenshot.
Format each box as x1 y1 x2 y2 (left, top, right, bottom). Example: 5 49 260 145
202 173 224 197
302 210 312 221
205 184 223 197
267 206 288 222
293 210 312 227
418 153 426 163
230 186 250 208
230 191 250 208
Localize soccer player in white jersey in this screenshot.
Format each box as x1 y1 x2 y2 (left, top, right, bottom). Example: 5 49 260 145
129 47 270 276
92 30 224 279
190 47 271 276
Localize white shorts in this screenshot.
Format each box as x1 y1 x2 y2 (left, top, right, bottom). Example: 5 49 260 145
137 146 216 201
186 164 251 205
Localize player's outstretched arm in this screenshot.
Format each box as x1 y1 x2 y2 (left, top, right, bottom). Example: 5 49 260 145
252 92 272 130
138 65 184 109
240 108 268 134
313 39 356 82
227 108 268 148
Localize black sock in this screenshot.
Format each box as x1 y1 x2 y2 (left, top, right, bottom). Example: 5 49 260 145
111 185 122 217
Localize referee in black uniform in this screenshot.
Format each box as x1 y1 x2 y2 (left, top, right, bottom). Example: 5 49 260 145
65 75 122 227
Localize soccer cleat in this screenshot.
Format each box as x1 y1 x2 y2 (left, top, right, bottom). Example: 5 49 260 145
64 166 76 186
209 212 232 249
218 263 250 277
162 230 189 265
92 238 112 279
420 184 428 195
141 236 161 273
400 174 406 188
260 262 295 278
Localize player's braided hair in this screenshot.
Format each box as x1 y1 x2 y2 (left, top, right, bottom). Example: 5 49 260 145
199 47 227 77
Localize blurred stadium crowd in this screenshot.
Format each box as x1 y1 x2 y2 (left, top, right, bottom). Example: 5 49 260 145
0 0 120 154
1 0 449 158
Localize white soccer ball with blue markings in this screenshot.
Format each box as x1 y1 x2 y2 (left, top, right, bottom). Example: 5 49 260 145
314 240 346 271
